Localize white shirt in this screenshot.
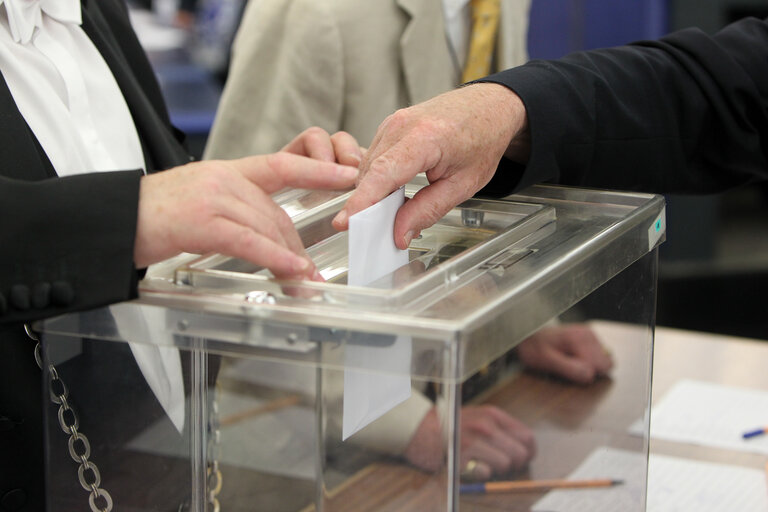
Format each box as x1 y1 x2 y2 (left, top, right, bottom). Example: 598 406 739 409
0 0 144 176
442 0 472 70
0 0 184 432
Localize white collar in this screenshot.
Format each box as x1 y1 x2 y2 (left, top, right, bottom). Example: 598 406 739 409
0 0 81 44
442 0 470 19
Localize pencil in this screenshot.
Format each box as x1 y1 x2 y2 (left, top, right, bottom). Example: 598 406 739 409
742 427 768 439
459 478 623 494
219 394 301 427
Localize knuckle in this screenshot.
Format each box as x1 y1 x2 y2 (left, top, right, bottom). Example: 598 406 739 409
420 200 445 224
304 126 328 138
386 108 411 128
519 430 535 450
263 153 290 185
330 130 350 142
194 194 215 216
275 211 297 236
498 452 514 470
265 151 289 172
261 222 284 245
231 227 258 254
367 156 400 188
200 166 234 194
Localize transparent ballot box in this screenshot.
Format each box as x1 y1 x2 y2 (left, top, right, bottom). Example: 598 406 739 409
37 183 665 512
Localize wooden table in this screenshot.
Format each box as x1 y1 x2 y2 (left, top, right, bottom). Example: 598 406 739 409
301 322 768 512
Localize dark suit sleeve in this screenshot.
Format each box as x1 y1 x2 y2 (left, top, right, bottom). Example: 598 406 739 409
0 0 193 325
0 170 143 324
478 16 768 196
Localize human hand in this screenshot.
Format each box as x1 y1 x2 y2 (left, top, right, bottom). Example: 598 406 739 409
403 405 535 480
516 324 613 384
134 153 358 278
281 127 363 168
332 83 528 249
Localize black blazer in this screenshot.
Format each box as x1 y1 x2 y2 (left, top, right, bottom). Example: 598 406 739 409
0 0 190 509
478 16 768 197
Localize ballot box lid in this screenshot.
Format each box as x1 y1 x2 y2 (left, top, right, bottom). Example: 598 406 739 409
37 181 664 372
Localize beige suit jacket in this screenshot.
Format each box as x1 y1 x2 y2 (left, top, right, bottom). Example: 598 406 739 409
204 0 532 158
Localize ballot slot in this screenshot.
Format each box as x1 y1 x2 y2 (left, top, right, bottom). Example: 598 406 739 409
173 188 556 315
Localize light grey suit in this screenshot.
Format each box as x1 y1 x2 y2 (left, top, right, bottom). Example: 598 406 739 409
204 0 531 158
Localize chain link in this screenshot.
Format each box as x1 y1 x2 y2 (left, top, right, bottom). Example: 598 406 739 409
207 382 223 512
26 325 114 512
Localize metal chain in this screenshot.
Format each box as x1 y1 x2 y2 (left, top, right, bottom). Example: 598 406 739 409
26 324 114 512
207 382 223 512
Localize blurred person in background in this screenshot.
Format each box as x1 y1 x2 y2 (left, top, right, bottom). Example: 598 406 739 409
204 0 531 157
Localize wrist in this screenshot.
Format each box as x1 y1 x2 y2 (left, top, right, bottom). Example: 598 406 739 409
503 90 531 164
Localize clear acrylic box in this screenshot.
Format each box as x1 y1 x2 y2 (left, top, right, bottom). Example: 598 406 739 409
38 182 665 511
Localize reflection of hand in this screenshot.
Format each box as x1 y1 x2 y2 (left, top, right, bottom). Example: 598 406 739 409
404 405 535 480
134 152 358 279
516 324 613 384
332 83 528 249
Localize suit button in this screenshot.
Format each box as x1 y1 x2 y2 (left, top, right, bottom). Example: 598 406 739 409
50 281 74 306
9 285 30 311
32 282 51 309
1 489 26 511
0 416 14 432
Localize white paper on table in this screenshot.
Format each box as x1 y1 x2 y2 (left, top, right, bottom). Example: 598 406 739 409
629 379 768 455
531 447 647 512
110 304 185 433
532 446 768 512
343 187 411 440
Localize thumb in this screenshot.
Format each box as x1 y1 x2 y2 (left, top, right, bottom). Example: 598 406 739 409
393 178 471 249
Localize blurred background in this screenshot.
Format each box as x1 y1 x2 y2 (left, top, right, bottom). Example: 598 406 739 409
128 0 768 341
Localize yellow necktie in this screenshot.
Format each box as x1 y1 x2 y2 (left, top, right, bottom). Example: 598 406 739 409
462 0 501 83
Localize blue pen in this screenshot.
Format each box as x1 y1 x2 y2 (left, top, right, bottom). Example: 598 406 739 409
742 427 768 439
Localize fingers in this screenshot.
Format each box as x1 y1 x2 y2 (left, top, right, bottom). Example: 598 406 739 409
393 177 473 249
282 127 364 168
517 325 614 384
332 113 443 231
330 131 364 168
334 85 524 236
226 153 358 194
281 126 336 162
574 326 614 375
204 218 314 278
460 406 535 477
461 459 493 481
540 344 597 384
218 172 309 258
549 324 613 379
405 405 535 479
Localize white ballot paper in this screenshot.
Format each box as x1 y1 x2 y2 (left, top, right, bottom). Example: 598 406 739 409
630 379 768 455
532 446 768 512
343 187 411 440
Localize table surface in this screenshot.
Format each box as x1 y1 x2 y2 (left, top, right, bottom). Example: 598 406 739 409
298 322 768 512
